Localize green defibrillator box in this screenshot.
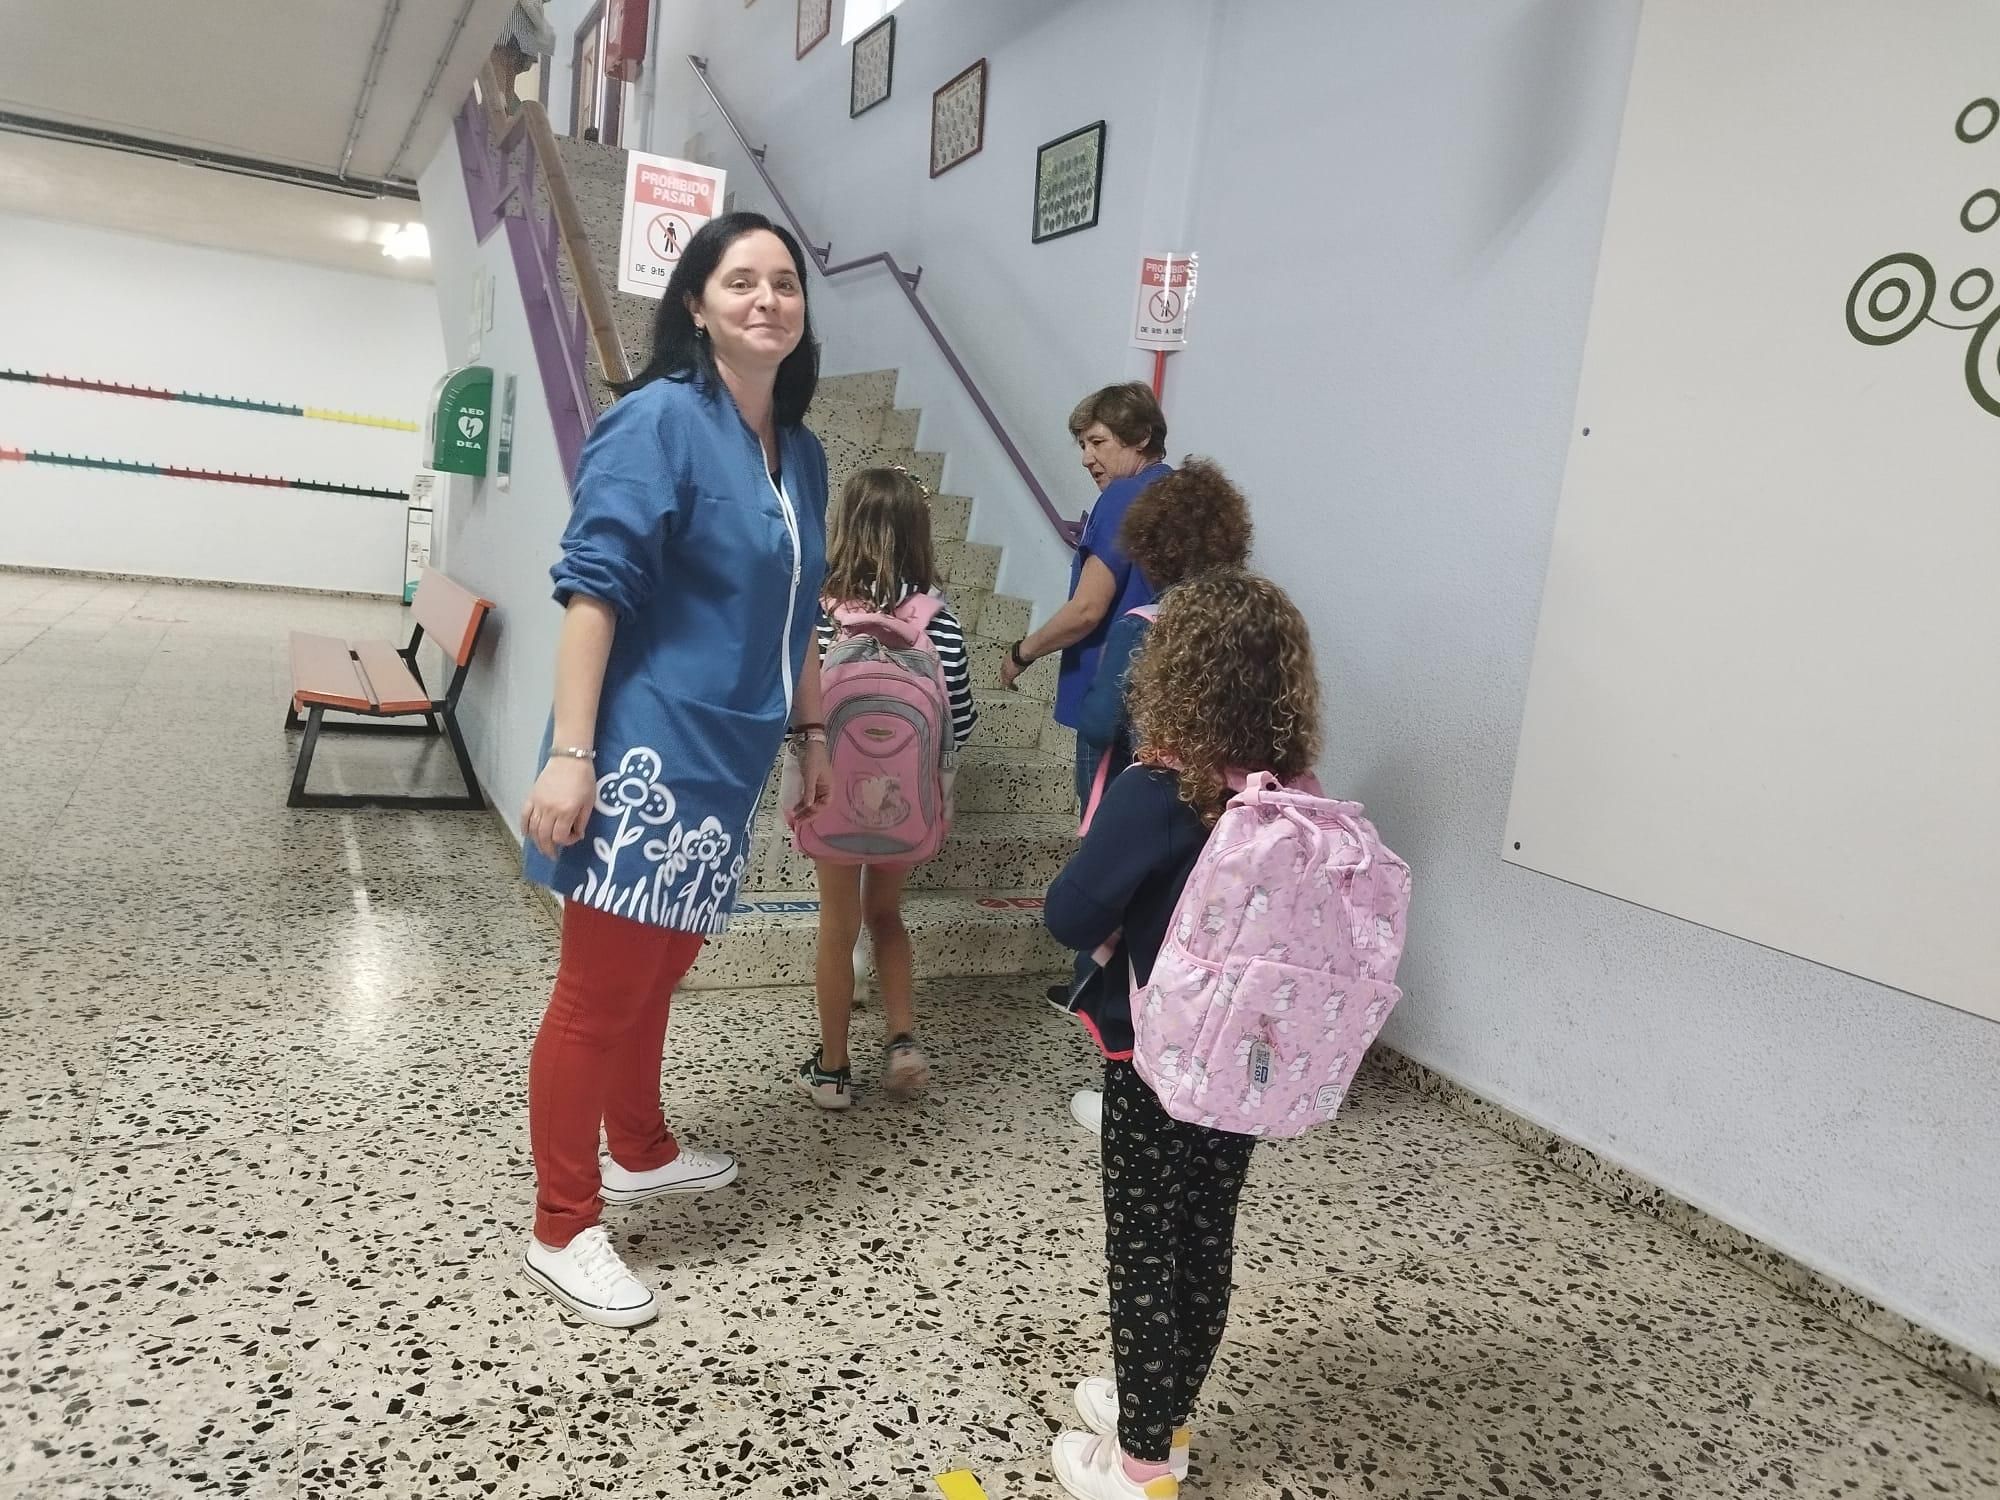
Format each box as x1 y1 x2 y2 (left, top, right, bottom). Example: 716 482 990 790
429 364 494 476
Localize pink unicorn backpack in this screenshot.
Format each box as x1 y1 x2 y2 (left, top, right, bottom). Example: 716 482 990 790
792 592 954 867
1132 772 1411 1138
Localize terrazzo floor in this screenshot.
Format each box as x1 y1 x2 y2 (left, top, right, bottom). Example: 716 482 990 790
3 572 1997 1499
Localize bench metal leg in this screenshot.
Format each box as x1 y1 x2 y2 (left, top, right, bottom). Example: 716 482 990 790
399 647 445 735
284 701 485 812
439 706 486 811
288 703 326 807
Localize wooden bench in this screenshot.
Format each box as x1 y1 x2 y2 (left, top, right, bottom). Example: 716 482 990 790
284 568 496 810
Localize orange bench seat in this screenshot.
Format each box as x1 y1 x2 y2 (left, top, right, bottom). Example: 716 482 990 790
283 568 495 811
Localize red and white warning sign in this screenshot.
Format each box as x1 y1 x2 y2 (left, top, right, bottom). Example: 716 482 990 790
1131 251 1197 351
618 151 728 300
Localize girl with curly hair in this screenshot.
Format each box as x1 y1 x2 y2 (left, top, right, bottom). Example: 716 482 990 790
1060 458 1254 1133
1076 457 1254 826
1041 572 1322 1500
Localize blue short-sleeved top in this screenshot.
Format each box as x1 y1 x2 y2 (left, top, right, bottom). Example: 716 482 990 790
1053 461 1171 728
522 376 828 934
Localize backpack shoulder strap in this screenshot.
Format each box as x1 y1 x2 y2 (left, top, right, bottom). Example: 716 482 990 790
824 596 921 647
892 590 946 631
1127 603 1160 622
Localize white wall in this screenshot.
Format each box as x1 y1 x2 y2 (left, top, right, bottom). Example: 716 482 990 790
642 0 1214 619
0 214 441 595
417 128 573 839
541 0 596 136
426 0 2000 1362
1170 0 2000 1362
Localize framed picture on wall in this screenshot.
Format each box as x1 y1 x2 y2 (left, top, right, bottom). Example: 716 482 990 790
796 0 831 59
1033 120 1106 243
850 16 894 117
930 59 987 177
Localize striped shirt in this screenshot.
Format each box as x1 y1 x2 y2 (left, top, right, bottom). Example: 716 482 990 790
817 588 978 748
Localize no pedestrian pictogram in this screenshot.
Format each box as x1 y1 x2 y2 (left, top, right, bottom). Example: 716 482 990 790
646 211 693 261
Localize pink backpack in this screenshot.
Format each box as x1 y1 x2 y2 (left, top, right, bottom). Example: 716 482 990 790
1132 772 1411 1138
792 593 954 867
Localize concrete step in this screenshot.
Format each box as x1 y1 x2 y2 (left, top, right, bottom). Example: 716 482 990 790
818 371 898 407
938 537 1000 593
881 407 920 448
968 634 1056 700
951 745 1075 813
928 493 972 542
808 395 890 446
685 888 1066 990
746 812 1074 894
937 585 990 636
971 690 1052 748
551 135 629 186
977 593 1031 643
758 742 1075 819
826 443 945 500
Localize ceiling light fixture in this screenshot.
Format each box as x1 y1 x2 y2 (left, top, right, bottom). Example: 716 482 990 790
381 222 430 260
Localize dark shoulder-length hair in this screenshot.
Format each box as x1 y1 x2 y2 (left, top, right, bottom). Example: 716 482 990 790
615 211 821 428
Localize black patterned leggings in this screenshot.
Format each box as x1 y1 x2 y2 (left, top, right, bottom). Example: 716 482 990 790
1100 1059 1258 1462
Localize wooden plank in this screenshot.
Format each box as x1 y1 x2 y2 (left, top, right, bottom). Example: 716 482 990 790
289 631 370 712
411 568 494 667
351 641 431 715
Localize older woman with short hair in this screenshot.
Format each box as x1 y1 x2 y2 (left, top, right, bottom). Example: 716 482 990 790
1000 382 1173 806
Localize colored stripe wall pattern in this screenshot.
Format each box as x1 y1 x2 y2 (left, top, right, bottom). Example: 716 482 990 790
0 369 421 432
0 446 408 502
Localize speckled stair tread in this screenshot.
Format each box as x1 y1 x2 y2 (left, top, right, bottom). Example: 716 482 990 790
967 690 1053 749
685 888 1067 989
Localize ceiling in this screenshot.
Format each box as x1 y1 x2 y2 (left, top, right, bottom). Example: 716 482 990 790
0 0 519 278
0 133 434 282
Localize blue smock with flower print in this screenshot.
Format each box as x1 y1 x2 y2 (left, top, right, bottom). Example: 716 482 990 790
522 376 828 934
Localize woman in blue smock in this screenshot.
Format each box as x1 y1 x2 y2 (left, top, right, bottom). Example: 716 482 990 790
515 213 833 1329
997 382 1172 805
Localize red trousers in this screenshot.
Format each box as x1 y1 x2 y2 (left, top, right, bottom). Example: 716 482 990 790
528 901 704 1247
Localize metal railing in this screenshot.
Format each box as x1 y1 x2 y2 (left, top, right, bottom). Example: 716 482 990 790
688 55 1078 546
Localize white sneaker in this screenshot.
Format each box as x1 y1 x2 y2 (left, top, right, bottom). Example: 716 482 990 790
1075 1377 1191 1481
521 1225 657 1328
1051 1430 1179 1499
1070 1089 1104 1135
599 1145 739 1204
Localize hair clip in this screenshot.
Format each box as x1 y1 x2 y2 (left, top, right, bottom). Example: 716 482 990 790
886 462 933 500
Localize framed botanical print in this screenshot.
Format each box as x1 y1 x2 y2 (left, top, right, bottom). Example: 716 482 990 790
850 16 894 118
930 58 987 178
796 0 831 59
1033 120 1106 243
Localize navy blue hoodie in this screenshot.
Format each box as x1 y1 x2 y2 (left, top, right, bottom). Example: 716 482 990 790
1045 765 1210 1057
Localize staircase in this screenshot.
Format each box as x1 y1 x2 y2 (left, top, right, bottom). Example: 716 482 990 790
540 134 1077 990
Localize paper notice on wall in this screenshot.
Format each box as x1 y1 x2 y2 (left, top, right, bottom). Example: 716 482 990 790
403 475 437 604
1131 251 1197 350
619 152 727 299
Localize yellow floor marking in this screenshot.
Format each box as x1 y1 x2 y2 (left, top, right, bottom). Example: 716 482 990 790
934 1471 990 1500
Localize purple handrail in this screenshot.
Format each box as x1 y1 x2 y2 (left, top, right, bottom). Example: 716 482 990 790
688 55 1079 546
454 96 594 481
